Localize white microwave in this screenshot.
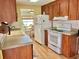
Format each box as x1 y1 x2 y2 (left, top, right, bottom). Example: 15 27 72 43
53 16 68 20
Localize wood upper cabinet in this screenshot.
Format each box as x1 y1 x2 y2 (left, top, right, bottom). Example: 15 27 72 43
77 0 79 20
59 0 69 16
41 3 54 20
48 3 54 20
0 0 16 23
53 1 60 17
41 0 79 20
41 4 49 15
44 5 49 15
62 34 78 57
41 6 45 14
69 0 78 20
41 1 60 20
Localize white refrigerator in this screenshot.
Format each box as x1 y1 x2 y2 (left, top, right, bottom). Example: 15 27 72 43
34 15 50 44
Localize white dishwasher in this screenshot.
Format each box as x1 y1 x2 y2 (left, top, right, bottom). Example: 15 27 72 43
48 30 62 54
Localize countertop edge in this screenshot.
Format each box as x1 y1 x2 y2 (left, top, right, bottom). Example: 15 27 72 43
1 42 33 50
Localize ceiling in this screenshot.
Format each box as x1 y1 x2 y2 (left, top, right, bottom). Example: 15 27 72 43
16 0 56 6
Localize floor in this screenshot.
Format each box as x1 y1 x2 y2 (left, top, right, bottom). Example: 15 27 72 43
33 40 68 59
33 39 79 59
0 50 3 59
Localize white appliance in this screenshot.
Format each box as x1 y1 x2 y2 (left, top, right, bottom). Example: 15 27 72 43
34 15 49 44
48 16 69 54
48 30 62 54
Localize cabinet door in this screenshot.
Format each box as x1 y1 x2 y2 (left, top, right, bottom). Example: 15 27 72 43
69 0 78 20
59 0 69 16
49 3 54 20
44 5 49 15
62 34 70 57
2 44 33 59
0 0 4 22
53 2 60 17
41 6 45 14
77 0 79 20
70 35 78 57
62 34 78 57
0 0 16 23
9 0 16 23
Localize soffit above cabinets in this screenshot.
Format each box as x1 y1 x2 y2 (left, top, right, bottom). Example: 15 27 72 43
16 0 56 6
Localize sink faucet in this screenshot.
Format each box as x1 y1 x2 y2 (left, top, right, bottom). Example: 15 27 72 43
7 24 11 35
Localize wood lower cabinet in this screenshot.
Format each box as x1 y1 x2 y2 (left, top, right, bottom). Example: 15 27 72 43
2 44 33 59
44 30 48 46
62 34 78 57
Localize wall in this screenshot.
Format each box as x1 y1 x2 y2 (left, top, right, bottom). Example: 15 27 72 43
53 20 79 30
16 3 41 20
41 0 79 20
12 3 41 29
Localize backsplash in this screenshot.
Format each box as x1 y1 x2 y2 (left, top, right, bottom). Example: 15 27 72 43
52 20 79 30
10 22 21 29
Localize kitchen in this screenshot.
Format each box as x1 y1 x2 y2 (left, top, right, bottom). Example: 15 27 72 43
0 0 79 59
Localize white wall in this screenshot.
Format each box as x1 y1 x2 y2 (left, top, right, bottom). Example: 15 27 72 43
53 20 79 30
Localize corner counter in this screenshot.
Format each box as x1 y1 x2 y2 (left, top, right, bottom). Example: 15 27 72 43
0 30 33 59
62 30 78 35
1 34 32 50
62 33 78 57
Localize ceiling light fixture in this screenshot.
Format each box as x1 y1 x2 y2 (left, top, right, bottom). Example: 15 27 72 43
30 0 39 2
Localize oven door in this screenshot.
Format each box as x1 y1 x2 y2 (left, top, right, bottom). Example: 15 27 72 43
48 43 61 54
48 30 62 48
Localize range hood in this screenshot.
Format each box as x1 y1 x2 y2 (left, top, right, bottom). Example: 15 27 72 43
53 16 68 21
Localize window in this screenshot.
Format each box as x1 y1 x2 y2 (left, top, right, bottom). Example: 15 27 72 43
22 19 34 26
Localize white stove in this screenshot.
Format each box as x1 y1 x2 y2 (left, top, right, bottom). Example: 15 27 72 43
48 30 62 54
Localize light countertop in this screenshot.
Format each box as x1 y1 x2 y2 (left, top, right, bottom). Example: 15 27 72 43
48 29 78 35
62 29 78 35
62 31 78 35
0 29 32 50
1 34 32 50
7 29 24 36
